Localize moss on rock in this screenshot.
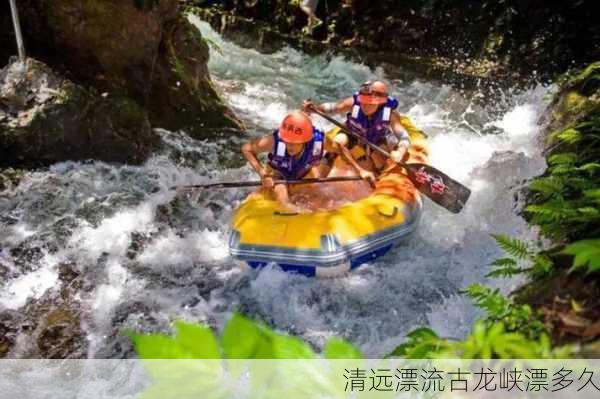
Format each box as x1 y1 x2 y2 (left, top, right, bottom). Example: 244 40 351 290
0 58 160 167
541 61 600 148
1 0 242 138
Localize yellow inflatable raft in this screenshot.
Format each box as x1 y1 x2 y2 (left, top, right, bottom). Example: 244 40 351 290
229 118 429 277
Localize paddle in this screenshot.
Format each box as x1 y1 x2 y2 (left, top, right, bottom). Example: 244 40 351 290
170 175 364 191
308 105 471 214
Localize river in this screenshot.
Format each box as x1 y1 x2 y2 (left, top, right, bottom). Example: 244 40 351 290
0 18 552 358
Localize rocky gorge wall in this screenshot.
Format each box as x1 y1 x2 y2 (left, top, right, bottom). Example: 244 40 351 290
1 0 242 168
191 0 600 86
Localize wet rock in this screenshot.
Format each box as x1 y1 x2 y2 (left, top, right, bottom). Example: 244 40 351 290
0 58 161 168
0 168 24 191
126 231 156 260
14 286 87 358
94 300 163 359
2 0 242 136
539 62 600 138
9 241 45 274
58 262 79 285
192 0 600 85
0 262 9 280
0 256 87 358
0 311 20 358
36 307 84 359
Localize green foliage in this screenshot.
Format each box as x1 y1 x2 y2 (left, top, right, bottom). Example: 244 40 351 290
130 321 220 359
387 321 571 359
487 235 553 279
323 338 363 359
530 253 554 277
490 234 531 259
463 284 547 340
549 127 582 145
386 328 451 359
486 257 523 278
561 239 600 273
386 282 572 359
203 36 224 56
131 312 362 360
528 111 600 241
456 321 567 359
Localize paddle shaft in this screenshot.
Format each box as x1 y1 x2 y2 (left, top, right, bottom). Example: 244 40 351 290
171 175 363 190
308 106 395 158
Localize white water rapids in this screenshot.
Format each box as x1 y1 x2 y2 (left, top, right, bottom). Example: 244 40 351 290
0 18 553 358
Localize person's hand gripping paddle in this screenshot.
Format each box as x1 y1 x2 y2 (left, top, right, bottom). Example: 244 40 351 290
308 105 471 213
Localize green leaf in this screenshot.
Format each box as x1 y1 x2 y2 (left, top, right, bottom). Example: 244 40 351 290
487 258 524 278
490 258 518 267
324 338 363 359
486 266 523 278
271 334 316 359
561 239 600 273
549 164 573 175
526 203 577 223
528 177 564 195
530 254 554 278
464 284 508 317
221 313 275 359
386 327 449 359
577 207 600 219
584 189 600 202
491 234 532 259
548 153 577 166
129 322 221 359
554 128 582 144
174 321 220 358
131 334 189 359
578 162 600 173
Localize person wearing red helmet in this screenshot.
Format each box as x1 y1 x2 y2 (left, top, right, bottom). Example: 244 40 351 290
303 81 413 174
242 111 370 211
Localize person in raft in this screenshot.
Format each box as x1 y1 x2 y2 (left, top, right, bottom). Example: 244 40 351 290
303 80 415 174
241 111 374 211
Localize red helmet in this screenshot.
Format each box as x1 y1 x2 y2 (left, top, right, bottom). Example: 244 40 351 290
358 81 388 105
279 111 314 143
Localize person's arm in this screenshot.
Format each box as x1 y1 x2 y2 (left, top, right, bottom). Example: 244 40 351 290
241 135 275 187
303 97 353 115
319 136 376 184
334 143 376 186
388 111 411 163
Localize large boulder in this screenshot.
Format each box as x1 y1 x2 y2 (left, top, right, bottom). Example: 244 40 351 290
2 0 241 138
0 58 159 167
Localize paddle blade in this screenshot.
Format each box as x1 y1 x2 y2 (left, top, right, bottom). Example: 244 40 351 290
404 163 471 213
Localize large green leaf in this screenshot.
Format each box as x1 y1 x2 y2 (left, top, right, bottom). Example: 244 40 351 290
174 321 220 358
491 234 532 259
324 338 363 359
129 322 220 359
131 334 190 359
562 239 600 273
221 313 275 359
271 334 316 359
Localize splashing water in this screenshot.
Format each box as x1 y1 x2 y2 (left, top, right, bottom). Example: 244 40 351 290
0 18 553 358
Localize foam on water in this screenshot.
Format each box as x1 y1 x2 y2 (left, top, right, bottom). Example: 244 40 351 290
0 20 554 359
0 258 58 309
